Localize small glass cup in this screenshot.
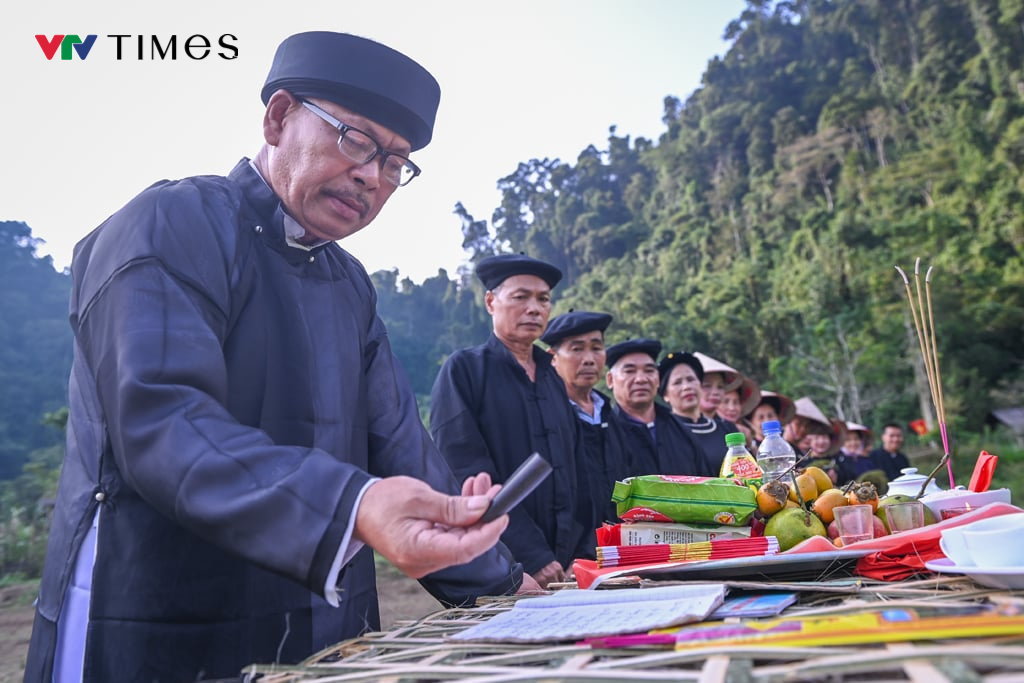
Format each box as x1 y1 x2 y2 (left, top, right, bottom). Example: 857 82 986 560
940 506 972 520
834 504 874 545
885 501 925 533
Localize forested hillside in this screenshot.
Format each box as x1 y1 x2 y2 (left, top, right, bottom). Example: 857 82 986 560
0 222 72 479
377 0 1024 434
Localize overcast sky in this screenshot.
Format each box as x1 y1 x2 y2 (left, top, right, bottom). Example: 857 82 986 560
5 0 746 282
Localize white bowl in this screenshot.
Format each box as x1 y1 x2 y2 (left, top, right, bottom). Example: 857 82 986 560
920 488 1011 519
963 519 1024 567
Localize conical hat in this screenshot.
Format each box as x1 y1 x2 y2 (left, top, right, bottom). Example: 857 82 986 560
692 352 742 390
794 396 830 428
844 421 873 446
824 418 848 457
732 375 761 417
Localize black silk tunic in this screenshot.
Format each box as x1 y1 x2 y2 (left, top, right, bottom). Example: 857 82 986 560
574 392 635 526
675 415 740 476
430 334 590 574
612 402 717 478
25 160 520 682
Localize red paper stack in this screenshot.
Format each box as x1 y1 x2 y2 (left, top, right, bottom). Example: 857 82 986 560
596 536 779 568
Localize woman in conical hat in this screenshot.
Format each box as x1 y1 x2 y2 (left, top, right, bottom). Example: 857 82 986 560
719 375 760 446
745 389 796 442
693 352 742 420
835 422 876 486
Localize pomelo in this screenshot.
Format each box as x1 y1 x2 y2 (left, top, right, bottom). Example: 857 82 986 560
764 507 828 551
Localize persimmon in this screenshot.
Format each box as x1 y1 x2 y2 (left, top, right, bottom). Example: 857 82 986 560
811 488 848 524
846 481 879 512
756 480 790 516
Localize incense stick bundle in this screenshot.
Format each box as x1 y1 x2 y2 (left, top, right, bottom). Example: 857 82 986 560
596 536 779 568
895 260 954 487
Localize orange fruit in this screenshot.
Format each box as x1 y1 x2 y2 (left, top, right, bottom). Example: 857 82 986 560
804 466 833 494
756 480 790 516
847 482 879 512
787 472 818 504
811 488 848 525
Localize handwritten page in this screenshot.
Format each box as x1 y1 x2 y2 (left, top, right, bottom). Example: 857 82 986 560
450 583 726 643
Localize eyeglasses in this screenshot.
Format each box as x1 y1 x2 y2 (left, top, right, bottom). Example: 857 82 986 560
300 100 421 187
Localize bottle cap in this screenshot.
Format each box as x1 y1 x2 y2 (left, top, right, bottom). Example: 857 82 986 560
762 419 781 434
725 432 747 447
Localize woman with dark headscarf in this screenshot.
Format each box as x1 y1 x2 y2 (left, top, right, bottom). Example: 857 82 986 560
659 351 738 474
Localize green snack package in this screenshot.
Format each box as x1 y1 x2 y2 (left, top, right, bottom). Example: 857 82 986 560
612 475 757 526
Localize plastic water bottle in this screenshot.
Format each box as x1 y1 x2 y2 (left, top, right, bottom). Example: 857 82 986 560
720 432 763 486
756 420 796 481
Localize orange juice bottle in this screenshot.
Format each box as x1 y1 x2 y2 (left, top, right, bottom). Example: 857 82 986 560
721 431 763 487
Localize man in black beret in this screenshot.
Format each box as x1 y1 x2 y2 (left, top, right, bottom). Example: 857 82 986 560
543 311 613 423
605 340 716 477
431 255 593 590
476 253 563 291
27 32 524 682
542 311 631 529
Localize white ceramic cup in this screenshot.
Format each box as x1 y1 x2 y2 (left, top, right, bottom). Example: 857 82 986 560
961 516 1024 567
940 513 1024 567
939 528 975 566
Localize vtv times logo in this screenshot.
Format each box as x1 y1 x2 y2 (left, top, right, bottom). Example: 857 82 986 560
36 35 96 60
35 34 239 60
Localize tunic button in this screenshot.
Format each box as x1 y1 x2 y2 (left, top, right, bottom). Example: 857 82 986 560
254 225 263 233
308 255 315 263
95 491 106 502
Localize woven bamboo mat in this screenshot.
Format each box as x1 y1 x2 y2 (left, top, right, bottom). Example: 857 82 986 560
242 575 1024 682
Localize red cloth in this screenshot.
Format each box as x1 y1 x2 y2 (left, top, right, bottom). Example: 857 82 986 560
786 502 1022 554
596 523 621 546
854 535 946 581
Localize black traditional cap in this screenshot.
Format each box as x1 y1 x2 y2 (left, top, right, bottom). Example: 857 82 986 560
657 351 704 396
475 254 563 291
541 311 613 347
261 32 441 151
605 338 662 370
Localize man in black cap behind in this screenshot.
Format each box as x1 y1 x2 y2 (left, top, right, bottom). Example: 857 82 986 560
542 311 631 527
27 32 524 682
605 340 716 477
431 254 592 589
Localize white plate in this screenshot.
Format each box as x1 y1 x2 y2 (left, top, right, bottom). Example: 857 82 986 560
925 557 1024 590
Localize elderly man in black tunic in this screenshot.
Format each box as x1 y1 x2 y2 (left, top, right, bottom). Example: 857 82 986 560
542 311 631 528
431 255 589 589
26 32 526 683
605 339 716 477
